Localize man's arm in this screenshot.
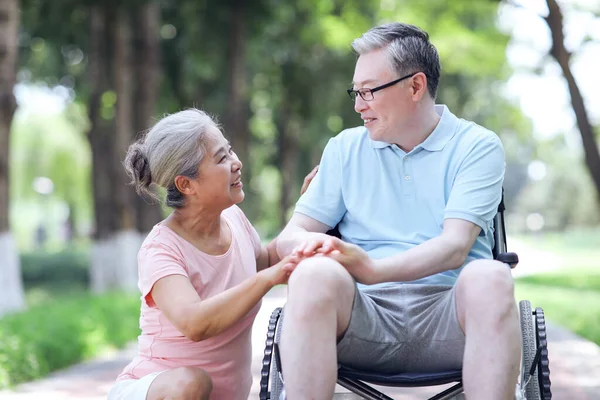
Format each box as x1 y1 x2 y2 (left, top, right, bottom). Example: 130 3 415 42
276 212 333 258
373 218 480 283
308 218 480 284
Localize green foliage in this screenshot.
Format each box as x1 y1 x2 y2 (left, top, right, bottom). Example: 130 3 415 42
11 0 543 241
20 248 90 287
10 105 93 250
0 291 139 389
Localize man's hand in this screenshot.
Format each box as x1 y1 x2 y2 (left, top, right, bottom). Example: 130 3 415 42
293 236 379 285
300 164 319 195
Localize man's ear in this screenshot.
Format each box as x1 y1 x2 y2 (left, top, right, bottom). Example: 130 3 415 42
410 72 428 101
174 175 194 195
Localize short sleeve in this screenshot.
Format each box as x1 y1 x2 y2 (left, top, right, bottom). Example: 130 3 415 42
444 134 505 233
231 206 261 258
294 137 346 228
139 242 189 307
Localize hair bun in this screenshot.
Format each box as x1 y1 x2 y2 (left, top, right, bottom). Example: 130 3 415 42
124 142 152 195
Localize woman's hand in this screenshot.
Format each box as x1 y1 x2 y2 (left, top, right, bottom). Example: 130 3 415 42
300 164 319 195
293 237 379 285
259 254 302 286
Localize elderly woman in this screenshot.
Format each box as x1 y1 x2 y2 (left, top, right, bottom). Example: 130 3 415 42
108 109 303 400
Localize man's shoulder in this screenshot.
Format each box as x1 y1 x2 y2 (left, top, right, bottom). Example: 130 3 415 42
454 118 503 150
329 126 372 153
333 125 368 142
458 117 499 140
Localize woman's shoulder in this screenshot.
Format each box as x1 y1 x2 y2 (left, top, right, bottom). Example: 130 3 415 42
223 205 250 225
223 205 260 243
139 223 185 259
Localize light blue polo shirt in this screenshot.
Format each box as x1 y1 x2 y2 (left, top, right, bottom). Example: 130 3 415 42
295 105 505 286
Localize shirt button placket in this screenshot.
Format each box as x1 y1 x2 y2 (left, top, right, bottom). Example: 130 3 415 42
403 155 413 197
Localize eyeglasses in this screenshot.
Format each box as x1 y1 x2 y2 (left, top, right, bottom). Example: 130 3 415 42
347 72 420 102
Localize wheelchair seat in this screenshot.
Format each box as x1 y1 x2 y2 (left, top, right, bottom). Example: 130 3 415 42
337 365 462 387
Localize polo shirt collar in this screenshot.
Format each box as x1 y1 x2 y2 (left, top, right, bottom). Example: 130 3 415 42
419 105 458 152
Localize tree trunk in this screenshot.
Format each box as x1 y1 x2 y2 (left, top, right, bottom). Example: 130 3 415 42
112 8 141 290
113 9 135 232
545 0 600 204
133 1 163 233
0 0 25 315
88 4 119 292
225 1 250 181
276 105 298 230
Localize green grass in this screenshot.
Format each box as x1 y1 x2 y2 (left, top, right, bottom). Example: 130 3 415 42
515 228 600 252
514 228 600 346
516 271 600 292
0 290 140 389
515 283 600 346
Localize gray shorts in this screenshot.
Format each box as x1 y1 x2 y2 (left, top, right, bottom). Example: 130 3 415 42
337 283 465 373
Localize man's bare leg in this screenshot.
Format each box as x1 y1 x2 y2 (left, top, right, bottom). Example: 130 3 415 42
456 260 521 400
280 257 356 400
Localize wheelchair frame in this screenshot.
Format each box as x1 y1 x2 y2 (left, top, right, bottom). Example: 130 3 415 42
260 195 551 400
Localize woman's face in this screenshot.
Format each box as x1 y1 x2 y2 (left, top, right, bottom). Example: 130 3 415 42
184 126 245 210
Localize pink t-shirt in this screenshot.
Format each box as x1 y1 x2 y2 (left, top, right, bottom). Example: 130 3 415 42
116 205 262 400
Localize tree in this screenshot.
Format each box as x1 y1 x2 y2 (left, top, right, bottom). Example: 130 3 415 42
88 2 156 292
503 0 600 208
543 0 600 205
0 0 25 315
133 1 163 233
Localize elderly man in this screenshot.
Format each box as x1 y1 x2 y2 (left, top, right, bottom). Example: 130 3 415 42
276 22 520 400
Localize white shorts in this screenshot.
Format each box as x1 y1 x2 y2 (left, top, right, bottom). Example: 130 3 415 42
107 371 166 400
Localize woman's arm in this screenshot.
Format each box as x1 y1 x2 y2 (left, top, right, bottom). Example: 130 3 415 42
151 255 298 342
256 238 280 271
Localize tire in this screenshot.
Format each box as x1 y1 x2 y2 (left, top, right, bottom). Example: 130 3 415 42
270 310 285 400
534 307 552 400
519 300 541 399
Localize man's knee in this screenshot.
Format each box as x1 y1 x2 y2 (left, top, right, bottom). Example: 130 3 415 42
289 256 353 291
457 260 515 310
170 367 212 400
287 256 354 311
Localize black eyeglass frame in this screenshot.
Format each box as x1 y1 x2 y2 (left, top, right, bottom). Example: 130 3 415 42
347 71 420 102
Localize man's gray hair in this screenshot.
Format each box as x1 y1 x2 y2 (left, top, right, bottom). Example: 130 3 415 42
123 108 219 208
352 22 441 99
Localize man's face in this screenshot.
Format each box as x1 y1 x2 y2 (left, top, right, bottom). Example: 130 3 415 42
352 48 413 142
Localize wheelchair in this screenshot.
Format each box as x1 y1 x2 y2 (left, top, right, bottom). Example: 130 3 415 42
259 195 552 399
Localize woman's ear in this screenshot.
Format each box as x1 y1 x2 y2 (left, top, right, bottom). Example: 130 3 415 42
174 175 194 195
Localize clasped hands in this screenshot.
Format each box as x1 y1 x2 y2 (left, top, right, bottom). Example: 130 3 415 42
289 235 379 285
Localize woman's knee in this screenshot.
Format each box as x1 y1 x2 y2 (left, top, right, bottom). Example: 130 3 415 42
148 367 212 400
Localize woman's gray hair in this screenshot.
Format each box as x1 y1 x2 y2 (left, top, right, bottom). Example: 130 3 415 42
123 108 219 208
352 22 441 100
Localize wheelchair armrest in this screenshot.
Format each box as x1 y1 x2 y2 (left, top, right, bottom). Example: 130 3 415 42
496 252 519 269
326 225 341 238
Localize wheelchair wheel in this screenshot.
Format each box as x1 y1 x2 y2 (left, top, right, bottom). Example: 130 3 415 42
270 309 285 400
519 300 540 399
534 307 551 399
260 307 285 400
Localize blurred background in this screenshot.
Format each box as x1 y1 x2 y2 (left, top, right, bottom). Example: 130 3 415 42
0 0 599 391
